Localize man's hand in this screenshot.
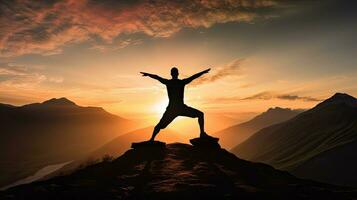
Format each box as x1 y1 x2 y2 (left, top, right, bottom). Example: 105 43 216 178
202 68 211 74
140 72 150 76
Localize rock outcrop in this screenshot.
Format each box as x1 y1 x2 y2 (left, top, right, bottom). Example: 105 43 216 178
1 142 356 200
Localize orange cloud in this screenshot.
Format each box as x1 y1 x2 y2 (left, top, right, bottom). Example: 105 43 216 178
0 62 62 87
0 0 282 56
191 59 244 86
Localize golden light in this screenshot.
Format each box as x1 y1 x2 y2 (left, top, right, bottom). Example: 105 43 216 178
152 99 168 115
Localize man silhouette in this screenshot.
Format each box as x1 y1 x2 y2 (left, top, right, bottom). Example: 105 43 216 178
141 67 211 141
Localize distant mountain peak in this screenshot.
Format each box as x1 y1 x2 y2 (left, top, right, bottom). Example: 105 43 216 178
42 97 77 106
266 107 292 113
250 107 300 124
316 93 357 108
331 92 356 100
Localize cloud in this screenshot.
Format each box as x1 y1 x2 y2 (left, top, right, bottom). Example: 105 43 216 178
0 0 284 56
0 63 28 76
191 59 244 86
276 94 321 102
204 91 321 104
241 91 273 100
0 62 63 86
242 91 321 102
90 38 142 52
0 63 43 85
48 76 64 83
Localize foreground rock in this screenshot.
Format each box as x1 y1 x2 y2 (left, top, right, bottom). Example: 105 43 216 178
190 136 220 149
131 140 166 150
1 143 356 200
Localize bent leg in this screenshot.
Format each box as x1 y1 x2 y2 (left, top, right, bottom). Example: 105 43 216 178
150 110 176 141
180 105 206 137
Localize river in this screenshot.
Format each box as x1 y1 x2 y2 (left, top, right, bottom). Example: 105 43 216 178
1 161 72 190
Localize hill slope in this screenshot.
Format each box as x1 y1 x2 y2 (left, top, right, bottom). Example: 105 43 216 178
90 126 186 159
1 143 355 199
293 139 357 187
46 127 186 177
214 107 301 149
232 93 357 186
0 97 134 188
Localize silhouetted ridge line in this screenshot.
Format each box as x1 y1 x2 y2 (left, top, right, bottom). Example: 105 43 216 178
0 97 133 188
0 103 15 108
42 97 77 106
214 107 301 148
1 143 355 200
314 92 357 109
232 93 357 187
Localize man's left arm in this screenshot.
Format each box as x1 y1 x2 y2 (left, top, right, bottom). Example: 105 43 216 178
183 68 210 84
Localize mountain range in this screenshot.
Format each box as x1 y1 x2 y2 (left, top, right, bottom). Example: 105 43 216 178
214 107 302 149
2 93 357 190
45 127 186 177
0 98 134 188
45 107 301 180
232 93 357 187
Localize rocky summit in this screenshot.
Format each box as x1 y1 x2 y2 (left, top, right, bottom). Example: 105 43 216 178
1 143 356 200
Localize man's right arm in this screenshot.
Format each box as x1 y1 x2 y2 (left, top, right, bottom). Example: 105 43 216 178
140 72 168 84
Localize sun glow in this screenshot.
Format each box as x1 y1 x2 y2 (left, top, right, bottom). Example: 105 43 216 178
152 99 168 115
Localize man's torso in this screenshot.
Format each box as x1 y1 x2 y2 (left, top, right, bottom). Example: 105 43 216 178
165 79 185 107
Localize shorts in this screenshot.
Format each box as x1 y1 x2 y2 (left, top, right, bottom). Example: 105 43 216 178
156 104 202 129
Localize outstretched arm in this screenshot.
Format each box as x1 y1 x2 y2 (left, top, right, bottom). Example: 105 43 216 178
183 68 210 84
140 72 168 84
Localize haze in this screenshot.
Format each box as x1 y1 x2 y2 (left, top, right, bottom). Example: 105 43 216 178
1 0 357 129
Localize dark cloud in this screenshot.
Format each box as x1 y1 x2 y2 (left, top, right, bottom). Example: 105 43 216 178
242 91 274 100
277 94 321 102
0 0 288 56
242 91 321 102
204 91 321 104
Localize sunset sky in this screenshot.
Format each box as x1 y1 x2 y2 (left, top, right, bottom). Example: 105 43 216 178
1 0 357 122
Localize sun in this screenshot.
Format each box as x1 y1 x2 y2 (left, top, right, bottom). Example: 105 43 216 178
152 99 168 114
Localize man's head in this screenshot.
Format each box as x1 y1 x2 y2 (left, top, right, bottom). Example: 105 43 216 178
171 67 179 79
